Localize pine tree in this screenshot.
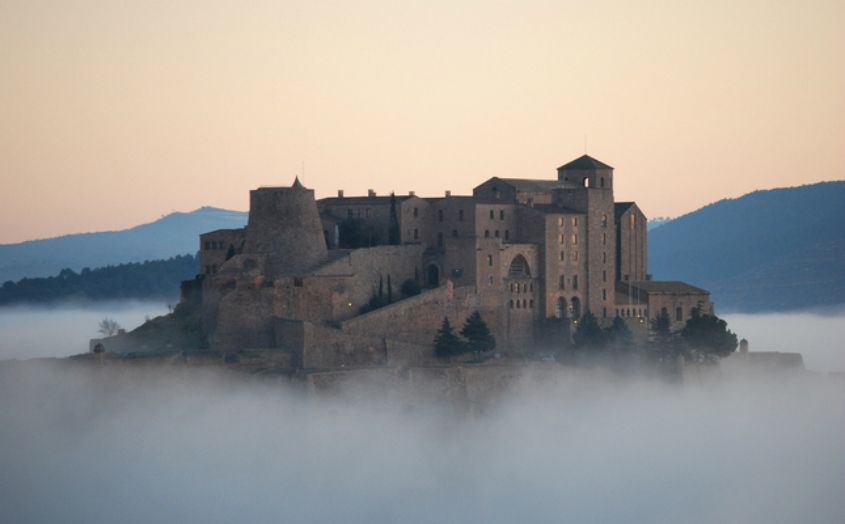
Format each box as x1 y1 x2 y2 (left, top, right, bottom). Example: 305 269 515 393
605 315 633 349
460 311 496 354
681 308 738 358
434 317 465 358
573 311 606 350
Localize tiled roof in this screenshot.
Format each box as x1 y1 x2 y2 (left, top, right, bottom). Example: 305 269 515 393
497 178 577 192
558 155 614 171
626 280 709 295
614 202 635 220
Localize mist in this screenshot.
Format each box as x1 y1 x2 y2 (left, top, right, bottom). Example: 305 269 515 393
0 301 168 360
1 360 843 524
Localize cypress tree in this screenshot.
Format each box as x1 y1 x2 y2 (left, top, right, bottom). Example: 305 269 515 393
460 311 496 354
434 317 465 358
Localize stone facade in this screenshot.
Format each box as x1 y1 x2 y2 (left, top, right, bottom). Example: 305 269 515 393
194 155 712 368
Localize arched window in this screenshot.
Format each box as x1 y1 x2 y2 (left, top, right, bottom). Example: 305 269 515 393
508 255 531 277
571 297 582 319
583 178 590 188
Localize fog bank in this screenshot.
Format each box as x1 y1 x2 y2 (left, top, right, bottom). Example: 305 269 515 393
0 362 843 524
0 301 168 360
723 311 845 373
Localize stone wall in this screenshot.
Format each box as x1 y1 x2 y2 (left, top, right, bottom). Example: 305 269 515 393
199 228 245 275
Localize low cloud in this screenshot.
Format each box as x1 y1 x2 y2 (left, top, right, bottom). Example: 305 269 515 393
1 361 843 523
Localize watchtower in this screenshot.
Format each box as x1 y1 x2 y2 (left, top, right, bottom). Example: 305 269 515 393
557 154 614 191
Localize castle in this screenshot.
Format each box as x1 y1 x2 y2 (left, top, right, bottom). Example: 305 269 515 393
195 155 712 368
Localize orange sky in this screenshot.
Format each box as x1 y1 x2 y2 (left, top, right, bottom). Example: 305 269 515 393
1 0 843 243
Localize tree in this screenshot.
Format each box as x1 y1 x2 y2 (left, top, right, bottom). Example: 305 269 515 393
572 311 605 350
401 278 421 297
605 315 633 349
434 317 465 358
681 308 738 359
97 318 121 337
460 311 496 354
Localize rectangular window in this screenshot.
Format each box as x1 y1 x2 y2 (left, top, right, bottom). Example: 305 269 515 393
487 255 493 267
500 210 505 220
204 241 211 250
559 275 565 289
365 208 370 218
572 251 579 261
558 217 564 227
572 275 579 289
603 252 607 263
602 270 607 282
414 229 419 240
494 230 500 238
572 217 578 226
488 275 493 285
458 210 464 221
559 251 565 261
489 209 494 219
572 234 578 245
504 230 509 240
560 234 565 244
438 209 444 222
413 207 418 217
630 213 635 230
485 230 490 238
602 289 607 300
602 232 607 245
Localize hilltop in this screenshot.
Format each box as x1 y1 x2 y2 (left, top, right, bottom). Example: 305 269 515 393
0 207 247 283
648 181 845 312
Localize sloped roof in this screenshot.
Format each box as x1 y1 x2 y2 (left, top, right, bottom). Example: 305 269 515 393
497 178 577 192
614 202 635 220
626 280 709 295
558 154 613 171
318 195 413 206
529 204 584 215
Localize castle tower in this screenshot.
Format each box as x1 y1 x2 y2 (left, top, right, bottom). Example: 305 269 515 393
555 155 616 324
242 177 328 275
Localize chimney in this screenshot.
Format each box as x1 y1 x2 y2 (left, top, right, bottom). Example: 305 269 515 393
368 189 376 197
409 190 415 196
445 190 451 197
337 190 344 198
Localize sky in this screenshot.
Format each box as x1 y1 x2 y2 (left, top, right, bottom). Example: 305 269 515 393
1 0 843 243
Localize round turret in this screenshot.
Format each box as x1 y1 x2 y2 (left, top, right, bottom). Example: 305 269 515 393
242 177 328 275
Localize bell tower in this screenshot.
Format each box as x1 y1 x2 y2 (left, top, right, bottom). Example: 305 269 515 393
557 154 614 192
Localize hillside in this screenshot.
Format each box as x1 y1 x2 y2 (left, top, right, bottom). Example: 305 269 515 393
648 181 845 312
0 207 247 283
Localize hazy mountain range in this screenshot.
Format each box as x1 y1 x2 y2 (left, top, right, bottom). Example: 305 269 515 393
1 182 843 312
648 180 845 312
0 207 247 284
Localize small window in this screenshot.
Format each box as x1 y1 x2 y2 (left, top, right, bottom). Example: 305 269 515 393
602 270 607 282
458 210 464 221
438 209 444 222
602 214 608 227
572 234 578 245
488 275 493 285
413 229 419 240
489 210 495 219
560 251 565 261
204 241 211 250
572 251 579 262
500 210 505 220
509 299 514 309
413 207 418 217
494 230 500 238
504 230 510 240
558 217 564 227
572 275 579 289
630 214 636 230
603 252 607 263
530 300 534 308
365 208 370 218
559 275 565 289
487 255 493 267
485 230 490 238
572 217 578 227
602 289 607 300
602 306 607 317
600 177 605 188
602 233 607 245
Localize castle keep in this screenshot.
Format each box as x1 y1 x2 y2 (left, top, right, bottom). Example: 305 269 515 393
197 155 712 367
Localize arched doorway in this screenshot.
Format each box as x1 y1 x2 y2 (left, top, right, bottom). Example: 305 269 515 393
571 297 581 319
426 264 440 288
555 297 567 319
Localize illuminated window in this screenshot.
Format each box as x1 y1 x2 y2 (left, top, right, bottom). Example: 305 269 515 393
572 251 579 261
572 234 578 245
602 214 608 227
630 213 635 230
572 217 578 226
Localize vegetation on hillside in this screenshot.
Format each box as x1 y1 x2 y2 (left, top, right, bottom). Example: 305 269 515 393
0 254 197 305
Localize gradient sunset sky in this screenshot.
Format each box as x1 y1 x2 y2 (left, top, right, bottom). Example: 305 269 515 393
1 0 843 243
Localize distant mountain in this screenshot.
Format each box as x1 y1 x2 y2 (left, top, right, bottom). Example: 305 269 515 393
648 181 845 312
0 207 247 283
647 217 672 231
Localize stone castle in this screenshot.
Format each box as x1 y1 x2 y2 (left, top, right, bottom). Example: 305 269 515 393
193 155 712 369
